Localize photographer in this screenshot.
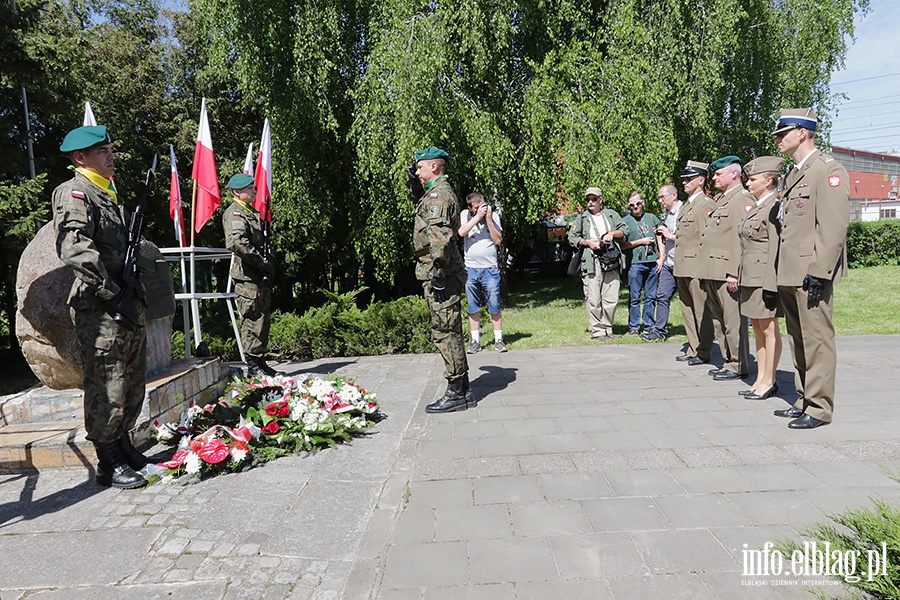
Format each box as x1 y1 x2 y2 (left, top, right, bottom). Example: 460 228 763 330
567 187 628 341
458 192 506 353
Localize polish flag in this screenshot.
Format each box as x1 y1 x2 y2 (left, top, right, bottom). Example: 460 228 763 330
169 144 186 247
243 142 254 175
191 98 220 232
253 118 272 223
83 102 97 127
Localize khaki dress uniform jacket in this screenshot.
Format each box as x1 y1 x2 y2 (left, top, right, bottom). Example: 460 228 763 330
698 185 755 375
674 193 715 360
777 150 850 423
52 173 147 444
413 176 468 382
738 195 781 319
223 200 272 356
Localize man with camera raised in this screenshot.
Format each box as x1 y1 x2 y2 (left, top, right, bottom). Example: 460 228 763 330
459 192 506 353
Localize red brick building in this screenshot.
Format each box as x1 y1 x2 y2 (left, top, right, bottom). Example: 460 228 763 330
831 146 900 221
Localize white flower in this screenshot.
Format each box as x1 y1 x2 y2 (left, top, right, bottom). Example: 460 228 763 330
230 447 248 463
184 453 202 474
339 383 361 402
308 378 334 399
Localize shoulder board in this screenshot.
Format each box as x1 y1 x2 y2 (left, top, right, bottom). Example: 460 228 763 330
823 157 834 163
71 190 85 199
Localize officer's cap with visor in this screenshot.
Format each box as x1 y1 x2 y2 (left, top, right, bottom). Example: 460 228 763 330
771 108 818 135
680 160 709 179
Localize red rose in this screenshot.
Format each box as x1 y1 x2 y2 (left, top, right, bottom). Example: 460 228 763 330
265 403 278 416
263 421 280 435
278 404 290 418
197 439 230 464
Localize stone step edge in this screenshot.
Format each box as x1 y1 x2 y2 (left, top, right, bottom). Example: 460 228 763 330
0 357 242 473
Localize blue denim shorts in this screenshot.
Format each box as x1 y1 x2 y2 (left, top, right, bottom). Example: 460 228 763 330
465 267 502 315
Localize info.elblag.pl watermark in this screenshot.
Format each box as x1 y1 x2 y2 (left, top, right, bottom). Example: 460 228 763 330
741 541 888 586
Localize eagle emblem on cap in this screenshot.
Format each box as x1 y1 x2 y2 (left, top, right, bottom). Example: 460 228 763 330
828 175 841 187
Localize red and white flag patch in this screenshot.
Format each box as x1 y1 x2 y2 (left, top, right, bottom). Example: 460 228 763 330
744 204 752 213
71 190 85 199
828 175 841 187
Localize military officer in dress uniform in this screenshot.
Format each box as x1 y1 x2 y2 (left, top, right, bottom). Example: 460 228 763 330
674 161 716 365
698 155 754 381
772 108 850 429
738 156 785 401
52 125 149 489
223 173 280 377
412 147 473 413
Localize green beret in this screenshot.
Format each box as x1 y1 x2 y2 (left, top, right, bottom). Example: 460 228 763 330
708 155 741 173
227 173 255 190
414 147 450 163
60 125 111 153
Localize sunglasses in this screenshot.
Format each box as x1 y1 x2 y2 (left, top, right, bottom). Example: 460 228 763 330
586 197 601 202
627 202 643 208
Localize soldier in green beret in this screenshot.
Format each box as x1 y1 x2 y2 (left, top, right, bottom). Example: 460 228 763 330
52 125 149 488
222 173 280 377
412 147 474 413
699 155 753 382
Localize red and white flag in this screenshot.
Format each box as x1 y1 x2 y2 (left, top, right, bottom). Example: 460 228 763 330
169 144 185 247
243 142 254 175
253 118 272 223
191 98 220 232
83 101 97 127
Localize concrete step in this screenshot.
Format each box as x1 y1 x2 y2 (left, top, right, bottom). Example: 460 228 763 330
0 357 240 473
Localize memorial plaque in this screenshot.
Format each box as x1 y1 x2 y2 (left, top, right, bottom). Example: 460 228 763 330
139 241 176 321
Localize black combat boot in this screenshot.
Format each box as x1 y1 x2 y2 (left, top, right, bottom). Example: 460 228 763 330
94 441 147 489
117 434 151 469
425 378 469 413
462 374 477 409
246 354 282 377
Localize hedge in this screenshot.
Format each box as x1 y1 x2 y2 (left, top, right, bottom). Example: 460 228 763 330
847 220 900 268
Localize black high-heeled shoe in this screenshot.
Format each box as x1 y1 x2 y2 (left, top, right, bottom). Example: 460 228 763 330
745 382 779 400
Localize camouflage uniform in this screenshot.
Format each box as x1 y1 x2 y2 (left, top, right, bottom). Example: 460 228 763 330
223 200 272 356
52 172 147 444
413 176 468 382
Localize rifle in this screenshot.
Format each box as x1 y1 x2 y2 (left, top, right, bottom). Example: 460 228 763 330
113 153 157 328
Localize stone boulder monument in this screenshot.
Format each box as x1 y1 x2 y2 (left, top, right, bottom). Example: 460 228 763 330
16 222 176 390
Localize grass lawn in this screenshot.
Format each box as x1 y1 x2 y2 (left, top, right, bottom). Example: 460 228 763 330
469 265 900 351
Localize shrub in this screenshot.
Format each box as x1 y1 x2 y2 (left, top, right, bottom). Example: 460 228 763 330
774 469 900 599
847 220 900 268
267 289 433 360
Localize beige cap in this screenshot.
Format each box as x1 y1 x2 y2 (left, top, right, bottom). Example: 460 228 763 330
584 186 603 197
744 156 785 177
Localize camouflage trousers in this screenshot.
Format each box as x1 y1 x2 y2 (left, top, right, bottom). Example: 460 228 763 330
73 307 147 443
235 281 271 356
423 278 468 381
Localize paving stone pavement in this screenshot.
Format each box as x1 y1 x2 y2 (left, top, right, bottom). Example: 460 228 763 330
2 336 899 599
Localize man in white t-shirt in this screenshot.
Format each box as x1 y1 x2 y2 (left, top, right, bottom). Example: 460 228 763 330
458 192 506 353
